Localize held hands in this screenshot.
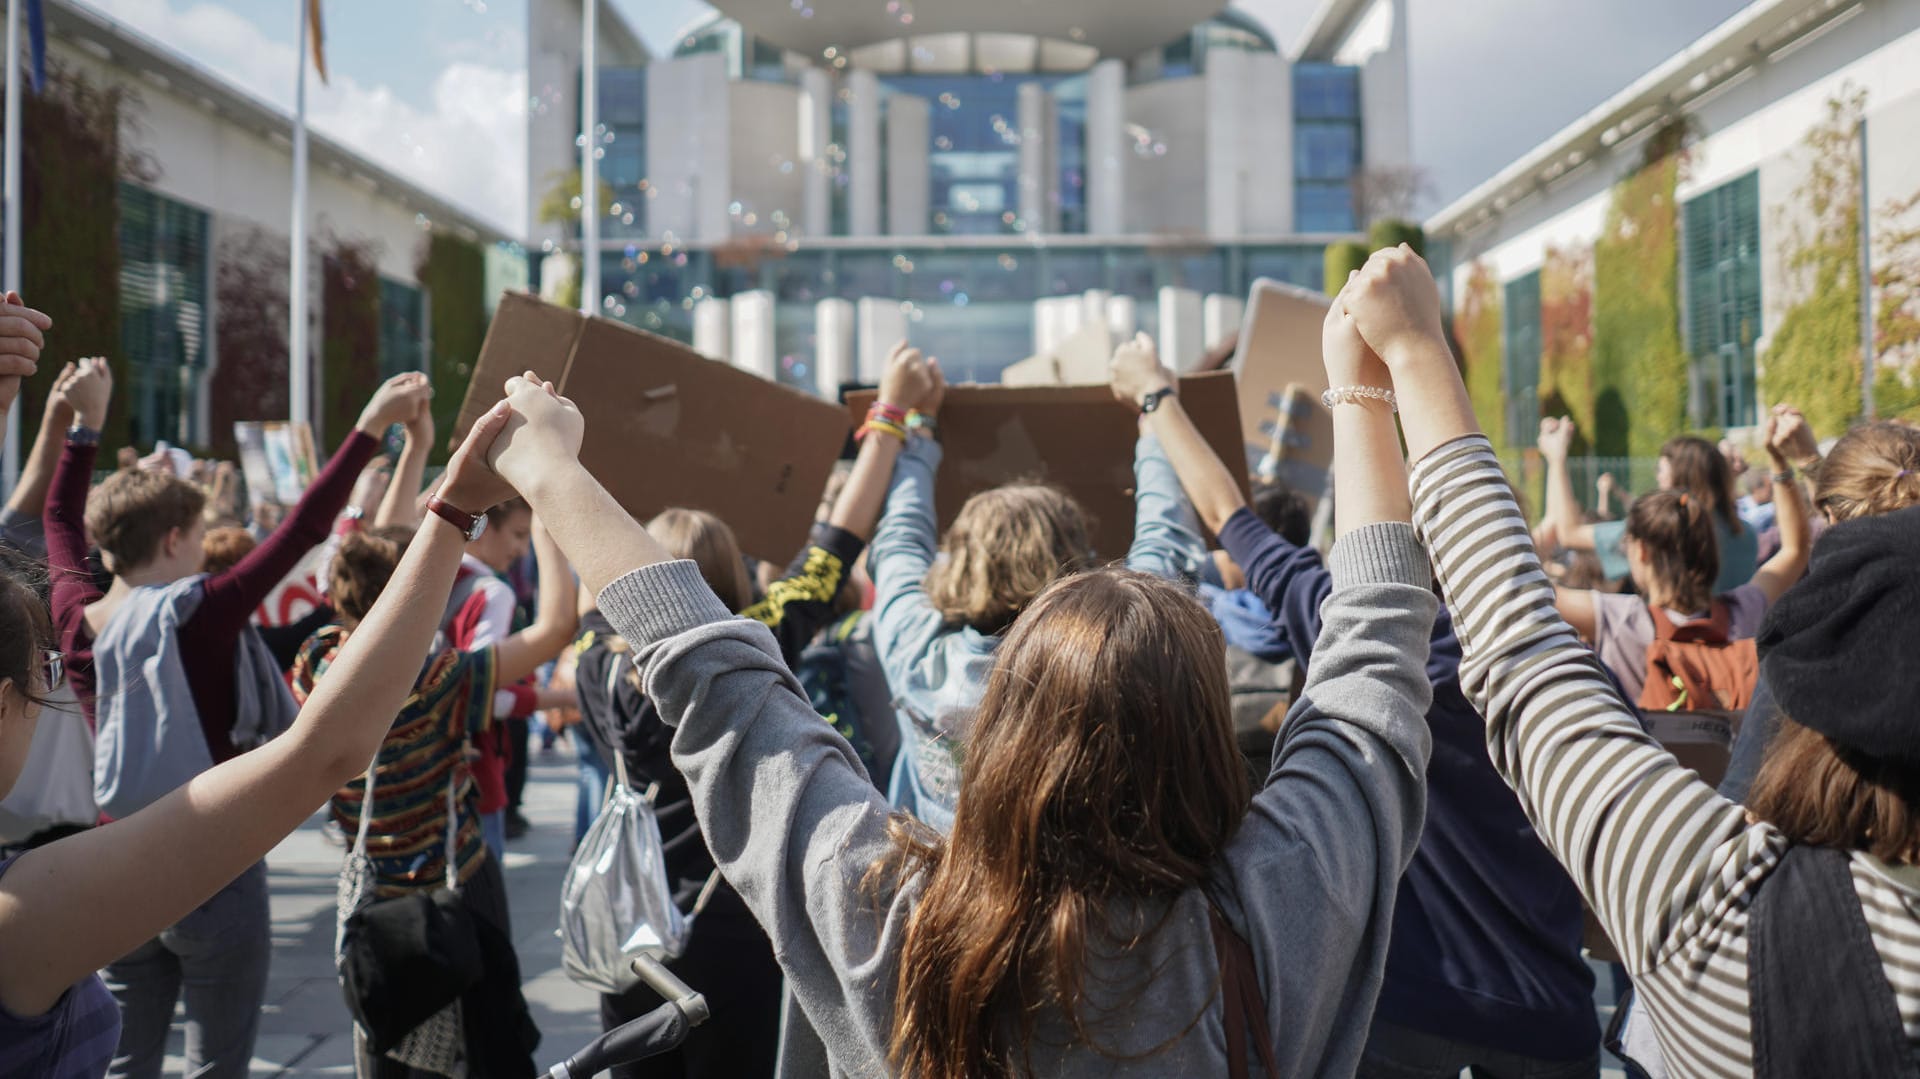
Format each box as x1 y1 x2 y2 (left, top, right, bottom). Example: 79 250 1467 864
1766 403 1816 468
438 397 520 514
56 357 112 431
1536 416 1575 465
1109 332 1174 409
1321 282 1391 393
878 340 936 413
357 372 432 436
0 291 52 415
1342 245 1447 372
485 371 586 497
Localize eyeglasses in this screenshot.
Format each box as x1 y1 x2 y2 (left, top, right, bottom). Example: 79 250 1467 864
40 650 63 692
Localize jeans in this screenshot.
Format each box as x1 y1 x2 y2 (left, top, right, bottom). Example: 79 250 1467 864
1357 1020 1601 1079
481 809 506 862
572 728 612 847
103 861 272 1079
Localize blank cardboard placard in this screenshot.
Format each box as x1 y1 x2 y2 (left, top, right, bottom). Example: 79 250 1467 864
1233 279 1332 475
451 291 851 563
847 371 1247 559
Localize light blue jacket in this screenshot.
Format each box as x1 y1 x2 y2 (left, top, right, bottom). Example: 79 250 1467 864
869 432 1207 832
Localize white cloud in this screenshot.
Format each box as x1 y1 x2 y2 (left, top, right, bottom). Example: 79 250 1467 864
79 0 526 239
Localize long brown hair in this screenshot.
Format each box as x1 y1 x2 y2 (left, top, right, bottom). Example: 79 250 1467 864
647 508 754 613
883 568 1251 1078
924 484 1095 636
1814 421 1920 522
1748 719 1920 863
1661 435 1741 533
1625 489 1718 611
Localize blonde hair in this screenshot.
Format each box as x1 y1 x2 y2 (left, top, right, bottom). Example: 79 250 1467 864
649 508 754 613
924 484 1094 636
1815 422 1920 522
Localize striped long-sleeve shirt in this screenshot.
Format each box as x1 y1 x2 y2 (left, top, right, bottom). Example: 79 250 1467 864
1410 435 1920 1077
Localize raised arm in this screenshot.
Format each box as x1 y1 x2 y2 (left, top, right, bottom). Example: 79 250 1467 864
1113 333 1247 536
1748 404 1813 603
194 373 429 631
1107 334 1209 585
0 405 517 1020
44 359 111 661
376 394 434 530
491 519 577 685
1538 417 1597 551
1347 246 1753 974
827 342 929 542
3 362 75 550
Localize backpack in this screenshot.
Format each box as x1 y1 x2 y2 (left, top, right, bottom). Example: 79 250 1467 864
794 611 896 792
1638 602 1759 715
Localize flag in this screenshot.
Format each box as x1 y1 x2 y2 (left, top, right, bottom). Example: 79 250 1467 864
26 0 45 93
306 0 328 84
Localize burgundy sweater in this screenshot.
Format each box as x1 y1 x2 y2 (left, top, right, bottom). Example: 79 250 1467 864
46 431 379 762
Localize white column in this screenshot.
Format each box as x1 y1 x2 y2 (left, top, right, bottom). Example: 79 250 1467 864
730 290 777 381
847 69 882 237
1085 59 1127 237
2 0 21 488
886 94 931 236
1105 295 1137 339
1080 289 1111 336
1016 82 1058 234
1203 294 1244 352
581 0 601 313
856 297 908 383
1204 47 1246 240
1032 296 1068 357
815 298 855 395
798 67 833 238
289 0 312 429
693 297 732 361
1158 287 1204 372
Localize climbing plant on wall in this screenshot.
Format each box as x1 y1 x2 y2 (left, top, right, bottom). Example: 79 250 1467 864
1592 121 1691 459
321 236 382 451
1456 260 1506 452
1540 242 1596 450
1763 87 1866 436
13 64 154 451
1872 188 1920 420
208 225 289 458
416 230 487 462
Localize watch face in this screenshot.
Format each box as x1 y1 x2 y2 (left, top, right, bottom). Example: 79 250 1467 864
468 513 489 543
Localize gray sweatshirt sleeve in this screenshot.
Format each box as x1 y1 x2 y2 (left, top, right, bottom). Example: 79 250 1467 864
599 560 903 1076
1218 522 1438 1075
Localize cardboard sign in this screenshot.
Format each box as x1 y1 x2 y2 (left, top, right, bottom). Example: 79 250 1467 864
1254 384 1335 513
451 292 852 563
1233 280 1332 478
846 371 1248 560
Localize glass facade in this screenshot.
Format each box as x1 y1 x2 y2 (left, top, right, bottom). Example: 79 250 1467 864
119 183 210 448
1683 170 1762 428
1502 270 1543 450
1293 63 1361 232
378 278 427 378
597 241 1325 385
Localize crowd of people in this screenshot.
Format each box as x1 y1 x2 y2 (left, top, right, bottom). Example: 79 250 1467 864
0 247 1911 1079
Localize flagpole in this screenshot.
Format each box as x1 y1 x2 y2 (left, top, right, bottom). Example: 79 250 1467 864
3 0 24 491
580 0 599 316
289 0 311 431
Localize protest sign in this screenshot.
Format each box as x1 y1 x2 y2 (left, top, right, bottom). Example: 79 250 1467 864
1255 384 1335 513
451 292 851 563
1233 280 1332 486
846 371 1247 559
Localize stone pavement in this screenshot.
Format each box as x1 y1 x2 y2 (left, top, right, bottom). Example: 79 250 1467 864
166 744 603 1077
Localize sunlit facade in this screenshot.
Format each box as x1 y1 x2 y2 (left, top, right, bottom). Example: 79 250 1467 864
527 0 1412 391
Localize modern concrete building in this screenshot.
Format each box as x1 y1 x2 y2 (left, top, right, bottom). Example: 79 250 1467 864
1429 0 1920 458
529 0 1413 389
12 0 522 453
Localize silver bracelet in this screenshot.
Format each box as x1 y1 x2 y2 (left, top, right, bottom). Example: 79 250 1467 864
1321 385 1398 413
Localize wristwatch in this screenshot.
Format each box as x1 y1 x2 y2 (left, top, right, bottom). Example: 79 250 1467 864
1138 387 1177 415
426 495 488 542
66 424 100 447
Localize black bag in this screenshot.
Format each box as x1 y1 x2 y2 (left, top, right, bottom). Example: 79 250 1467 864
339 886 485 1053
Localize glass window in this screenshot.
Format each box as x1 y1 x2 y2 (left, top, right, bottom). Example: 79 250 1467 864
1295 123 1360 183
119 183 210 447
1295 184 1356 233
1246 246 1324 291
836 252 904 299
1043 250 1104 295
1683 171 1762 428
1503 271 1543 450
1294 63 1360 121
378 278 426 378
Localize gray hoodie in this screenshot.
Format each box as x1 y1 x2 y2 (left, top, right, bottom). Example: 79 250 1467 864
603 521 1436 1077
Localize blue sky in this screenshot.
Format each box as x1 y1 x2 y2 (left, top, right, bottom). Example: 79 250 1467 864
77 0 1751 240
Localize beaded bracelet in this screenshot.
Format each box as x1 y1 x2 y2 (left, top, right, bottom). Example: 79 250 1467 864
1321 385 1398 413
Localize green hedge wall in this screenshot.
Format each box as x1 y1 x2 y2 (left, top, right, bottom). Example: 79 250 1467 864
321 240 381 451
416 231 488 462
1322 241 1369 296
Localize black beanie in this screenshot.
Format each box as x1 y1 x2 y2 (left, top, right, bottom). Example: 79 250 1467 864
1757 502 1920 763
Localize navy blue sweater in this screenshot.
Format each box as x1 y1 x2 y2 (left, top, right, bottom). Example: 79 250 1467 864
1219 508 1597 1059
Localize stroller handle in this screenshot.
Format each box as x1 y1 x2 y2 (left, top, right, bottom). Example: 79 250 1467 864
543 956 711 1078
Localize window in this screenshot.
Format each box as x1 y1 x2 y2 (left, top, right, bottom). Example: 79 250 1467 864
378 278 426 379
1502 271 1542 449
1295 185 1356 233
592 67 647 240
119 183 210 448
1683 171 1762 428
1293 64 1361 233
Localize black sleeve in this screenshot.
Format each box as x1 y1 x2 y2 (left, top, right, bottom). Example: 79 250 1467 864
741 522 868 666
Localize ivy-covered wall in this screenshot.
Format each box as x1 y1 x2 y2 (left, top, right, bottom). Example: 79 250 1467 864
14 65 148 451
1762 89 1864 437
1872 179 1920 420
1456 260 1506 451
1591 124 1690 459
208 225 289 458
321 238 381 450
416 231 488 461
1540 243 1596 452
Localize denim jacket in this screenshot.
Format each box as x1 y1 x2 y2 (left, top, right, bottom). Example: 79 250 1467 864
868 432 1206 832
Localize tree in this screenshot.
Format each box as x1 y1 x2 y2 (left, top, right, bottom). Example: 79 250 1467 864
1349 165 1432 226
1322 241 1368 296
1367 219 1426 259
1456 261 1506 452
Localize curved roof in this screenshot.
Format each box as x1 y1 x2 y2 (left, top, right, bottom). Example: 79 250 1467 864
704 0 1232 60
